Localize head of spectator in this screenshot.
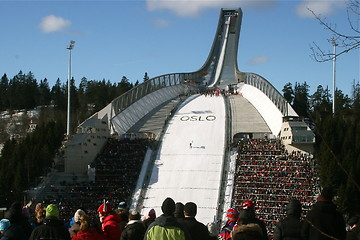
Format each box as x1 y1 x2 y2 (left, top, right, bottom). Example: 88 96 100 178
239 201 256 221
174 202 185 218
0 219 11 234
74 209 86 223
227 208 239 220
231 223 263 240
118 201 128 210
161 197 176 216
286 199 302 218
319 187 335 201
98 202 112 218
5 201 23 223
184 202 197 217
46 204 60 219
35 203 44 214
78 215 91 231
147 209 156 219
128 210 141 221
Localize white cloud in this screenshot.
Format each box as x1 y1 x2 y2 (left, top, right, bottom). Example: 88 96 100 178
248 56 269 65
153 18 171 28
146 0 277 17
295 0 346 18
39 15 71 33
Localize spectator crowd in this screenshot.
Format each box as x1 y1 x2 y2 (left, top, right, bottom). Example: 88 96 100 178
0 137 355 240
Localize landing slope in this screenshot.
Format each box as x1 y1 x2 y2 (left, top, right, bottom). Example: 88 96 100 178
141 94 226 224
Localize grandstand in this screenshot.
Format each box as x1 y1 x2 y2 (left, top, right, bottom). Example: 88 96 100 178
27 8 317 237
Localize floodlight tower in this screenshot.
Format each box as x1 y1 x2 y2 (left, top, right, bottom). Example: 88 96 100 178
66 40 75 137
331 36 337 115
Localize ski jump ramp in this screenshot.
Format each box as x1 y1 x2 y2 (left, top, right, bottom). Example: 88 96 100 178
140 94 226 225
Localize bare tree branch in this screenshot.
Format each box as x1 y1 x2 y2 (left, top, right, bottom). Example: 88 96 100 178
309 1 360 62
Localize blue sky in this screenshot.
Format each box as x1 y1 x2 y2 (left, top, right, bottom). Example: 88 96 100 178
0 0 359 96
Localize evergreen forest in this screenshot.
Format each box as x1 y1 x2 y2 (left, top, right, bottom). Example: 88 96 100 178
0 71 359 217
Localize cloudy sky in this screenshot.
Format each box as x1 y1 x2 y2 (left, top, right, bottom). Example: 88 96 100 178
0 0 358 95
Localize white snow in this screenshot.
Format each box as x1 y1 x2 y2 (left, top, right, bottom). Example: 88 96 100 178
140 94 226 225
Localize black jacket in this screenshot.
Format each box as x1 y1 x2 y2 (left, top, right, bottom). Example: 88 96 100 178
302 200 346 240
29 216 71 240
182 217 216 240
120 220 146 240
274 215 303 240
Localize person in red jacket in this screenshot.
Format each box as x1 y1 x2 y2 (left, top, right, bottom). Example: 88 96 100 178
98 201 122 240
72 215 106 240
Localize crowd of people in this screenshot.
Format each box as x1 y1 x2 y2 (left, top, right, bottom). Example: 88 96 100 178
232 138 319 237
36 138 152 223
1 136 355 239
0 193 354 240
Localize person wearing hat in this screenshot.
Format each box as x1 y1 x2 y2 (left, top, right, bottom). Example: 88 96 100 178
4 201 33 238
29 203 70 240
0 217 27 240
0 219 10 238
144 197 191 240
97 201 122 240
72 214 107 240
143 209 156 230
69 209 86 238
236 201 268 240
301 187 346 240
182 202 216 240
273 199 303 240
120 210 146 240
218 208 239 240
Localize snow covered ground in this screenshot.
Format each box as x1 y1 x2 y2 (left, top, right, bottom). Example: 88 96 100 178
140 94 226 225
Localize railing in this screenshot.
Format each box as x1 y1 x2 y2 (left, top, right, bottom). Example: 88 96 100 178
110 72 202 118
237 72 291 117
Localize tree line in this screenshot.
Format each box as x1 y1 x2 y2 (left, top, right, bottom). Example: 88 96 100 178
282 81 360 214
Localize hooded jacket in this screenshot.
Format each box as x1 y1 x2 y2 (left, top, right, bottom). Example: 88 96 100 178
274 200 302 240
144 214 191 240
101 213 122 240
302 198 346 240
28 216 70 240
71 228 107 240
120 220 146 240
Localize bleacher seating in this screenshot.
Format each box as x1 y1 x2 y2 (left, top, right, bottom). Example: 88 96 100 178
36 138 151 222
232 138 319 237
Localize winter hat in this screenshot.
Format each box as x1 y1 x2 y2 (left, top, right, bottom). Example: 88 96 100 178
0 219 11 231
129 210 141 220
98 202 112 216
118 202 127 210
174 202 185 218
161 197 175 215
226 208 239 219
74 209 86 223
148 209 156 218
184 202 197 217
46 204 59 218
242 201 255 210
286 199 302 216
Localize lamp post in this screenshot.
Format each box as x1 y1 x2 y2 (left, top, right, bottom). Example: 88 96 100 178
330 36 337 115
66 40 75 137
